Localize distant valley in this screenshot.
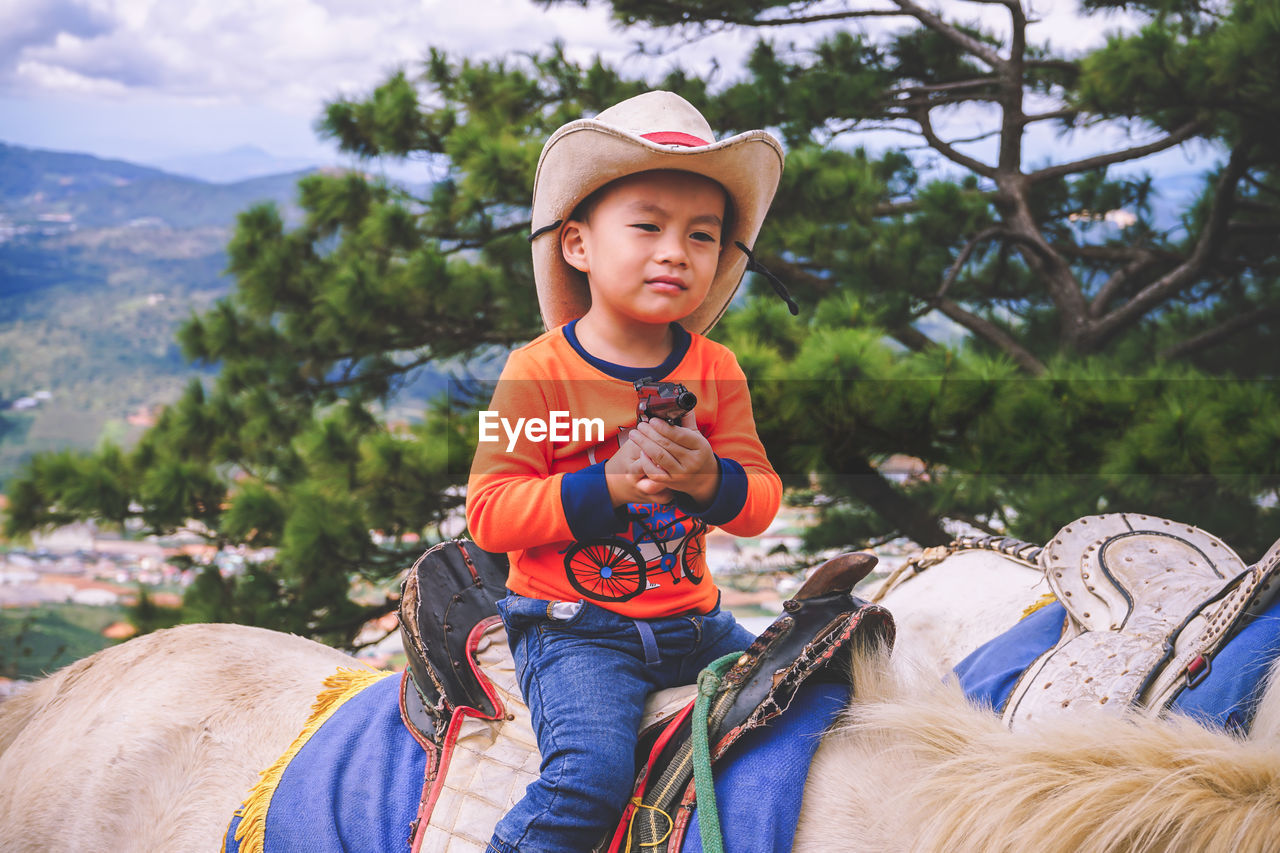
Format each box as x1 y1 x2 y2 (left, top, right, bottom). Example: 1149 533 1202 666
0 142 313 485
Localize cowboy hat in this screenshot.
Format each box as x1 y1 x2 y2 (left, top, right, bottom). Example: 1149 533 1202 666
529 91 785 333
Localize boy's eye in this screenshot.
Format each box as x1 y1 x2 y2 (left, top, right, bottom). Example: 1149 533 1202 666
631 223 660 232
691 231 717 243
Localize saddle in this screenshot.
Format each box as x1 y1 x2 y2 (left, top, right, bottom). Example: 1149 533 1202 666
397 539 894 852
1002 513 1280 729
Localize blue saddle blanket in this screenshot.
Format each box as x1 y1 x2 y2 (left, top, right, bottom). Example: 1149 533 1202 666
685 681 850 853
224 672 425 852
224 669 846 852
955 597 1280 732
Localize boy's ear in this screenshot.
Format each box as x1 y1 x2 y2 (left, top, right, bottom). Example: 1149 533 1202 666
560 221 590 274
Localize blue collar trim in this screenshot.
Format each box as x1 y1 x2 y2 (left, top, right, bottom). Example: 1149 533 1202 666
562 319 691 382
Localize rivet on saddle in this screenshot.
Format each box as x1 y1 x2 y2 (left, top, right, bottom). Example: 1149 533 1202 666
1003 513 1280 728
396 540 894 853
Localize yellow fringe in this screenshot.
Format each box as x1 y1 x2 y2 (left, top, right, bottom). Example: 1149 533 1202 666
232 666 393 853
1020 592 1058 620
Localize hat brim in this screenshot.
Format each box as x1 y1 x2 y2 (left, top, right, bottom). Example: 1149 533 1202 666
531 120 784 334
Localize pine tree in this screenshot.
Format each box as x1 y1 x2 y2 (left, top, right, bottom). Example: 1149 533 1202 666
6 2 1278 644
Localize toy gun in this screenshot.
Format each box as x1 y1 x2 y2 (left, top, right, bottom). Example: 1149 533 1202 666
634 378 697 426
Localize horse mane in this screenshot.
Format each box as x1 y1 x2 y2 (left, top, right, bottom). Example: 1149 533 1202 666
796 647 1280 853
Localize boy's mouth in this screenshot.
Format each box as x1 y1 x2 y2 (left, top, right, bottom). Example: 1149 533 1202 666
646 276 687 293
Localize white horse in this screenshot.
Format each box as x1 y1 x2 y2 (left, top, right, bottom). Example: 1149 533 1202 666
3 538 1280 852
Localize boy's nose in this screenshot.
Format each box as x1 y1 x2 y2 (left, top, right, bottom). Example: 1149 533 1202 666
654 235 688 267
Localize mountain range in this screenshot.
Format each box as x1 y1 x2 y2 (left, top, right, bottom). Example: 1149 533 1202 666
0 139 1212 491
151 145 325 184
0 141 314 485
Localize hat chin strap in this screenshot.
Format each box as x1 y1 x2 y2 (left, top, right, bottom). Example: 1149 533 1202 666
528 220 562 243
734 242 799 316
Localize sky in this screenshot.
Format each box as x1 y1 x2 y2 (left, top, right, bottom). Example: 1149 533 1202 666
0 0 1214 183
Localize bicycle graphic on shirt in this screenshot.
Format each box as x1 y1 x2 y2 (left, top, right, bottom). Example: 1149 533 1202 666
562 505 708 603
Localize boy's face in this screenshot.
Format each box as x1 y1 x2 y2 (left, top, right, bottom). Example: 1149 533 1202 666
560 170 726 331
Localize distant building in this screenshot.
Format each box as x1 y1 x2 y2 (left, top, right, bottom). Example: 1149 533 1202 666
0 677 31 701
0 567 39 586
102 622 138 640
878 454 928 483
72 588 120 607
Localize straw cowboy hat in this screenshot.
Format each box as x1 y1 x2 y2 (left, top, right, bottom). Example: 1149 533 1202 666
529 91 786 334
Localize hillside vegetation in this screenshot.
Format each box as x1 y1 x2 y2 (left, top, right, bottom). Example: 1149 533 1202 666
0 142 310 484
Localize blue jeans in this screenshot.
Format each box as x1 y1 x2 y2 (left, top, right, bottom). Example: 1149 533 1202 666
487 593 755 853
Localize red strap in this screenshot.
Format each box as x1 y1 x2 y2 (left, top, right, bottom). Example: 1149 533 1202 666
606 699 698 853
641 131 710 148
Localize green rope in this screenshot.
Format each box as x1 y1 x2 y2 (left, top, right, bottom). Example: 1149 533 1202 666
692 652 742 853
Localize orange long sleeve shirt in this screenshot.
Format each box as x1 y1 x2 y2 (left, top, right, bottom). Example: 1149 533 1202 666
466 322 782 618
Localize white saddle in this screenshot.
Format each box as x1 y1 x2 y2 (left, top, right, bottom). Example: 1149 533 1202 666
1003 513 1280 729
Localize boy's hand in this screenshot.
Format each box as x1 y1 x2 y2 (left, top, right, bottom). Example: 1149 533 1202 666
605 438 674 506
629 410 721 507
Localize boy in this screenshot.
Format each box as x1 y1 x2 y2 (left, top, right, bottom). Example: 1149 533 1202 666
466 90 785 853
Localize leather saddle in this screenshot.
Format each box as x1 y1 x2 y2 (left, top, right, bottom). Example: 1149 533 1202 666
1003 513 1280 729
397 539 894 852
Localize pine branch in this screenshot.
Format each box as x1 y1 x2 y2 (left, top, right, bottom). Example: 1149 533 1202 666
1087 143 1252 347
1089 250 1160 318
916 107 997 178
841 453 951 546
1158 305 1280 362
1060 243 1181 265
888 78 1000 97
937 226 1006 301
1236 198 1280 214
890 324 939 352
1242 172 1280 201
934 297 1048 375
1025 59 1080 74
892 0 1007 70
1028 120 1204 184
1007 0 1028 66
347 623 398 654
314 596 399 643
1226 220 1280 236
725 8 907 27
944 128 1002 145
1022 109 1078 125
891 92 1002 110
873 199 924 216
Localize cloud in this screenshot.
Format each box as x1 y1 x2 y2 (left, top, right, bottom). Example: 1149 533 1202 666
1 1 1139 112
0 0 117 75
0 0 1158 168
0 0 642 113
